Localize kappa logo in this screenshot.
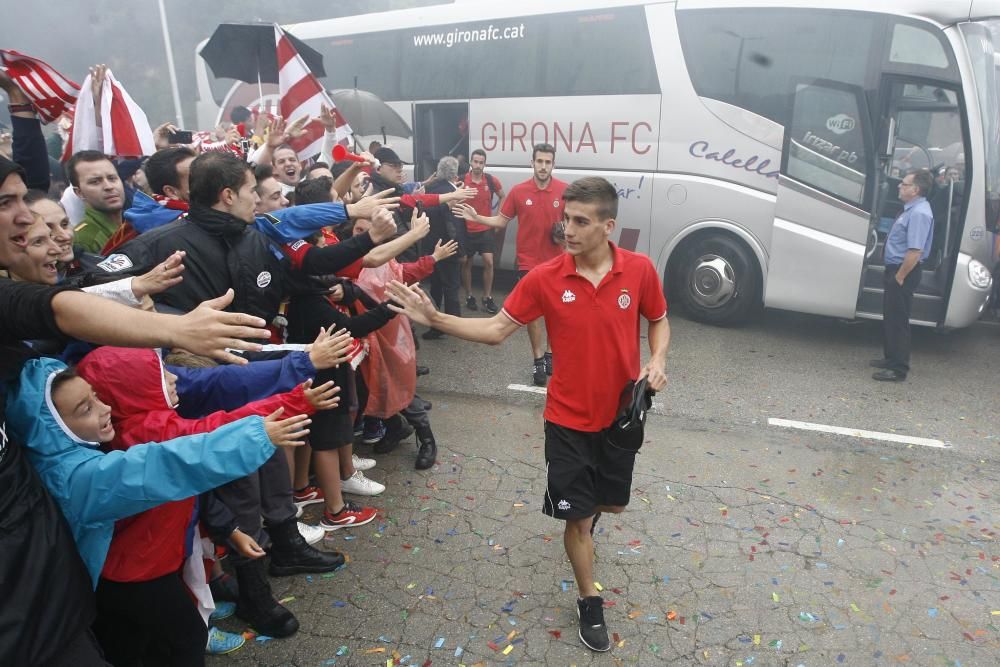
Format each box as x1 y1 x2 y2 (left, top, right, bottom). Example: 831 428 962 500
525 198 533 206
96 253 133 273
561 289 576 303
256 271 272 288
557 499 571 511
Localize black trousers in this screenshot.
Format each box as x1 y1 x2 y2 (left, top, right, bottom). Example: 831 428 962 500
47 629 111 667
93 572 207 667
429 258 462 317
882 263 922 374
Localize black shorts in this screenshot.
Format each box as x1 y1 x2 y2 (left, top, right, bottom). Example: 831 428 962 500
462 230 495 257
542 421 637 520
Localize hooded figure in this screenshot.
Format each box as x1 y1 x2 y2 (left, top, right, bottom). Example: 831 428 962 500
6 356 279 587
75 346 314 584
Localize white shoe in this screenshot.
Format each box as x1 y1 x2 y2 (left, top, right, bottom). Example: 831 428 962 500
340 469 385 496
352 454 376 471
297 521 324 545
295 504 303 519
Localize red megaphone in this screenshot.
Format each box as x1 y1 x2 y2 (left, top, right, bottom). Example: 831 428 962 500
332 144 367 163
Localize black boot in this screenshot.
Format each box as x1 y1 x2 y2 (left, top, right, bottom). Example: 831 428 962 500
415 425 437 470
374 414 414 454
235 558 299 638
267 518 345 576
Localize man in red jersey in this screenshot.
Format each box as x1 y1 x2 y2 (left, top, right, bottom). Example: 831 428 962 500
456 143 565 387
459 148 505 314
388 176 670 653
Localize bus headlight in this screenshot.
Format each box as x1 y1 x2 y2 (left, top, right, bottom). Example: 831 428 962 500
968 259 992 289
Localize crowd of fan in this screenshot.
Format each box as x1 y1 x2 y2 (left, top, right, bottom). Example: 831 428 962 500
0 65 497 665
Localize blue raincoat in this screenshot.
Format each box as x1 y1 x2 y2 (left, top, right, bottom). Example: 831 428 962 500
5 357 277 587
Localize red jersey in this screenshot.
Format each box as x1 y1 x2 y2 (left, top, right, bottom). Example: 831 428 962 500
462 172 499 232
500 177 567 270
501 244 667 432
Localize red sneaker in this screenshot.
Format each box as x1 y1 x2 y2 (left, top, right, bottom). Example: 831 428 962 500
293 485 325 509
320 501 377 531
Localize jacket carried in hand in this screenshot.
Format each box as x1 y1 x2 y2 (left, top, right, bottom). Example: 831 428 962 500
76 346 314 583
6 356 278 587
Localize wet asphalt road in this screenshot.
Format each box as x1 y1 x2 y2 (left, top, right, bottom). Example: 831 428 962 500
208 278 999 666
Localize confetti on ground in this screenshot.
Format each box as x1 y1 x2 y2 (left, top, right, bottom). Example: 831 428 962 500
434 637 445 649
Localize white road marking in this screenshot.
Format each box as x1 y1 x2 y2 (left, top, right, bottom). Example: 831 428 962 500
507 384 548 395
767 418 951 449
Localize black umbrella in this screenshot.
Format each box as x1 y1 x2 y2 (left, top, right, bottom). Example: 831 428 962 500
329 88 412 141
200 23 325 85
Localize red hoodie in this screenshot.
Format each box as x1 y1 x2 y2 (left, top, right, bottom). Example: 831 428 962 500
76 347 314 583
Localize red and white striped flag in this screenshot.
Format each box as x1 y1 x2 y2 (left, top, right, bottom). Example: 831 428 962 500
0 49 79 123
275 25 352 160
67 69 155 158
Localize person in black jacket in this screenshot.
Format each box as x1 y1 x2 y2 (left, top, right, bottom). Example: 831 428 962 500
1 152 274 667
105 152 398 321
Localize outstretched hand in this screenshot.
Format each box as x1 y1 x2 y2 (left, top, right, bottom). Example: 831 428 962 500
308 326 352 369
301 378 341 411
172 289 268 365
367 205 398 244
349 188 401 225
432 239 459 262
132 250 185 298
263 408 312 447
385 280 438 327
408 207 431 240
454 202 478 222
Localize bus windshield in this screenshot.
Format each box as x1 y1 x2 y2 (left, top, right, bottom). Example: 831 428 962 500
962 19 1000 230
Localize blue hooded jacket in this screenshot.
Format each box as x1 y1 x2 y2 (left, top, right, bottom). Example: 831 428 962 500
123 191 348 243
6 357 277 587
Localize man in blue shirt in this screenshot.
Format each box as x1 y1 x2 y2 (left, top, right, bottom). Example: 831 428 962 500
872 169 934 381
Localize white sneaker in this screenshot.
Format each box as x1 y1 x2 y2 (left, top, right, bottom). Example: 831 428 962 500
352 454 376 471
297 521 324 545
340 469 385 496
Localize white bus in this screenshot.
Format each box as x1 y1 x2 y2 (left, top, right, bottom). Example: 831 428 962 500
196 0 1000 327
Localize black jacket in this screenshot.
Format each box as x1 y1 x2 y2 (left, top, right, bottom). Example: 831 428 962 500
110 206 376 321
0 279 95 665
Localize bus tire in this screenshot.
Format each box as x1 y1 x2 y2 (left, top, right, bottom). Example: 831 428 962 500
674 234 760 326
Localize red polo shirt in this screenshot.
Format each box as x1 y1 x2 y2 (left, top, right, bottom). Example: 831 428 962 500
500 177 567 270
463 172 499 232
502 243 668 432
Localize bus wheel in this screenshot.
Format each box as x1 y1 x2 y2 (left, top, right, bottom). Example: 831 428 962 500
676 235 760 325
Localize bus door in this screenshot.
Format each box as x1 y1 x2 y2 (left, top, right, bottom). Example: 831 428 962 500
765 80 875 318
412 102 470 181
858 79 968 323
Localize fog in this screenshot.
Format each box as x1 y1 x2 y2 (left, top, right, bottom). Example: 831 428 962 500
2 0 442 129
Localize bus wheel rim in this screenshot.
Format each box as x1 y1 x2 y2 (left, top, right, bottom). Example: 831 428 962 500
691 254 736 308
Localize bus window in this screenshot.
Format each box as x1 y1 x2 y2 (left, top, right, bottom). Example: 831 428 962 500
540 9 658 96
785 83 869 207
677 8 879 128
889 23 949 69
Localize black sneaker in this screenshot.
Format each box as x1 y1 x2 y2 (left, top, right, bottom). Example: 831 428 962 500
543 351 553 376
465 296 478 311
532 357 547 386
577 596 611 651
482 296 498 314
